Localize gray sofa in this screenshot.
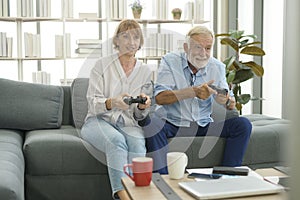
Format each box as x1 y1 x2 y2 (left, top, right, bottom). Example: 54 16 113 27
0 78 290 200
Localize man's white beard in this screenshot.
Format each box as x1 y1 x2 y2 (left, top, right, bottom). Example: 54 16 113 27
188 54 209 70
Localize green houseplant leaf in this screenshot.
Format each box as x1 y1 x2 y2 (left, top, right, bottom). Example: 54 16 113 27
241 46 266 56
216 30 266 112
220 38 239 51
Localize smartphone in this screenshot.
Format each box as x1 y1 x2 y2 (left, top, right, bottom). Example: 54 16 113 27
187 173 222 179
278 177 290 190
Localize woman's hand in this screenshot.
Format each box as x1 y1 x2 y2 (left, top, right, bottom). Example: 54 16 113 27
137 93 151 110
109 93 130 110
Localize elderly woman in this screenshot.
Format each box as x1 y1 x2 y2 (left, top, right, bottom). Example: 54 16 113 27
81 19 152 200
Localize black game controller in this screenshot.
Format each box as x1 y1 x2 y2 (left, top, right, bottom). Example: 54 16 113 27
208 85 228 96
123 96 147 105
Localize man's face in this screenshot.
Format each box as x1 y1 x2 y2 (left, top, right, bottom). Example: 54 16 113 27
184 34 213 69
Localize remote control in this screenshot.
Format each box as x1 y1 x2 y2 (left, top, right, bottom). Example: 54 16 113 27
212 166 249 176
208 85 228 96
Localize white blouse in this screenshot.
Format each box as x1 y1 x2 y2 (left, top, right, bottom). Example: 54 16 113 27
85 53 153 127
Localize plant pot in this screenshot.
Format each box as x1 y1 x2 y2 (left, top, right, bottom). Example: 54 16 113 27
172 12 182 20
132 9 142 19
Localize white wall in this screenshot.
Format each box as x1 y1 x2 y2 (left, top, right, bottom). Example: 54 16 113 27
262 0 284 118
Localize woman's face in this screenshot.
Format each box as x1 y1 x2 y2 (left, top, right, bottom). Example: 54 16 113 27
117 29 141 56
184 34 213 69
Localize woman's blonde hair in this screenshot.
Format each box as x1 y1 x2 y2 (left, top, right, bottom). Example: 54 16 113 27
112 19 144 49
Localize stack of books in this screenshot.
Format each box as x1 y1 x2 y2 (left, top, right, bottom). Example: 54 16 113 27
55 33 71 58
1 0 10 17
109 0 127 19
24 32 41 57
75 39 102 58
0 32 13 57
144 33 173 57
32 71 50 85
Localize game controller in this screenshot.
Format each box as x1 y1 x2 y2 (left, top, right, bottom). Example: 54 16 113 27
123 96 147 105
208 85 228 96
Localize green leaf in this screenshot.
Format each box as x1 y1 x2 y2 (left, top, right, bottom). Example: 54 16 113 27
243 61 264 76
240 41 261 48
239 39 249 47
232 69 254 84
240 46 266 56
220 38 239 52
233 85 240 96
236 94 251 104
235 102 242 111
227 70 236 83
223 56 236 69
251 96 265 101
233 60 242 70
240 34 257 40
215 33 230 37
239 62 252 70
230 30 244 39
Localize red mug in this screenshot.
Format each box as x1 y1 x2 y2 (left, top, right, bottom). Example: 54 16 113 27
123 157 153 186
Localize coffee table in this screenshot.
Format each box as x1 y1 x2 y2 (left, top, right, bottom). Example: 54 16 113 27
122 168 288 200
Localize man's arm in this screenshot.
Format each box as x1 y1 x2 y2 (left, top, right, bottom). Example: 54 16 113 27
155 83 215 105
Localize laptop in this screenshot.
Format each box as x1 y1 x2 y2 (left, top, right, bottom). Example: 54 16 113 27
179 176 284 199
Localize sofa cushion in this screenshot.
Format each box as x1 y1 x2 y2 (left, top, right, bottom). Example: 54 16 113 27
0 78 64 130
0 129 25 200
242 114 290 168
23 126 108 176
71 78 89 129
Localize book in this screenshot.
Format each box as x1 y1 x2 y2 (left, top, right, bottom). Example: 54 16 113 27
77 43 102 49
6 37 13 57
75 48 101 54
55 35 63 57
76 39 102 44
79 12 97 18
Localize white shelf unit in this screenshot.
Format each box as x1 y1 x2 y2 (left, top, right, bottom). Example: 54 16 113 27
0 1 103 85
0 0 211 85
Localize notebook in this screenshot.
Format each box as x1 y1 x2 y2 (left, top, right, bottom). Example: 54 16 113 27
179 176 284 200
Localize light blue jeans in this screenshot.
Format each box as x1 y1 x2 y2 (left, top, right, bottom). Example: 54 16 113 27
80 116 146 199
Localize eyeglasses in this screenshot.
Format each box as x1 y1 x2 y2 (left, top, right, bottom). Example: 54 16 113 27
190 73 196 86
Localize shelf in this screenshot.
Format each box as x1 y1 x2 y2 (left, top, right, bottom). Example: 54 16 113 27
64 17 106 22
0 57 18 60
0 16 61 22
110 18 209 25
110 18 193 24
22 57 64 60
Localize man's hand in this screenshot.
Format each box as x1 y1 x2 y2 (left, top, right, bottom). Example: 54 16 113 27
215 94 236 110
226 96 236 110
193 80 216 100
137 93 151 110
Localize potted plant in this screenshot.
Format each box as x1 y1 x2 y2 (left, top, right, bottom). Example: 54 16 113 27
129 0 143 19
215 30 266 112
171 8 182 20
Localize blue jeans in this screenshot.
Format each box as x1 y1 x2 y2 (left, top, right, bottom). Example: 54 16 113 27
80 116 146 199
144 116 252 174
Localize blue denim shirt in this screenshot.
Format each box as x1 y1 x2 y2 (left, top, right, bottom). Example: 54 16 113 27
154 52 229 127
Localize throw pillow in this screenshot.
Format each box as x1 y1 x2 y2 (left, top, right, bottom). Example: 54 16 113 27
71 78 89 129
0 78 64 130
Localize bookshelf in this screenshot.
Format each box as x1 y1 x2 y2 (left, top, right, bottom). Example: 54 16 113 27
0 0 210 85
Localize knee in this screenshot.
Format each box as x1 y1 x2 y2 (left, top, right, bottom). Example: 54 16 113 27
236 117 252 135
109 134 127 149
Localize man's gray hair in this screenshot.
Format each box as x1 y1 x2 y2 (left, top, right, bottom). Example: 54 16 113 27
185 26 214 45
